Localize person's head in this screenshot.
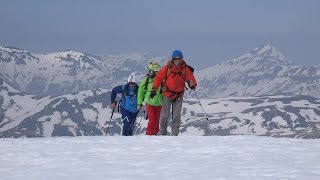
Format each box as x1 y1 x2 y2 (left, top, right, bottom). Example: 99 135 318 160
171 50 183 66
127 73 138 86
147 61 161 78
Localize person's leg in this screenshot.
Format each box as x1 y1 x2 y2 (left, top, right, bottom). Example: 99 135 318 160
171 96 183 136
146 105 157 135
126 111 138 136
154 105 162 134
121 108 131 136
158 96 172 135
146 105 162 135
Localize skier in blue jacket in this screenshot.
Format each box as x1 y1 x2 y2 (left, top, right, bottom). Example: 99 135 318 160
111 73 139 136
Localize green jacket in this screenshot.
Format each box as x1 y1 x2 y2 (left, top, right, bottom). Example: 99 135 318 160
137 77 163 106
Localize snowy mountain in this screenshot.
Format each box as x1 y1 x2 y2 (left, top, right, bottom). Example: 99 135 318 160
1 44 320 99
1 44 320 138
196 44 320 98
1 77 319 138
0 46 164 96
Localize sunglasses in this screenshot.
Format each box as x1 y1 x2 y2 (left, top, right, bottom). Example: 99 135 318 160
148 70 158 73
173 58 182 60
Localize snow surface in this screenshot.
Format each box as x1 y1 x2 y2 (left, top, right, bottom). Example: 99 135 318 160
1 136 320 180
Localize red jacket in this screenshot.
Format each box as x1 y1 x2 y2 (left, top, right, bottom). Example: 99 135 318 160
152 60 197 100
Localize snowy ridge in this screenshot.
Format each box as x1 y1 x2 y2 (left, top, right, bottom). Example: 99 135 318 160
0 77 21 93
0 46 165 96
1 79 319 138
1 44 320 138
1 44 320 99
196 44 320 98
0 46 29 54
248 44 291 65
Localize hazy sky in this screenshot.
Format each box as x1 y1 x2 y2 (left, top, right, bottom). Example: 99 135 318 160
0 0 319 69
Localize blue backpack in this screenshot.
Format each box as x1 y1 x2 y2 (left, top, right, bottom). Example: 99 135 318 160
119 83 139 113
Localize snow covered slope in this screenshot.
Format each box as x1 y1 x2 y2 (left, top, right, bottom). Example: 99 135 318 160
1 78 319 138
196 44 320 98
0 46 164 96
1 136 319 180
1 44 320 99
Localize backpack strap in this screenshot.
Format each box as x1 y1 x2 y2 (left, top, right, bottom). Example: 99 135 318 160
117 84 129 112
145 77 149 91
159 65 171 92
162 63 187 86
123 84 129 96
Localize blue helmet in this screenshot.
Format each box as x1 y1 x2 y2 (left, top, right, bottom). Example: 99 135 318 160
172 50 183 59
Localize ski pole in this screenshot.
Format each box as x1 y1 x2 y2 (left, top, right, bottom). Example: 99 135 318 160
134 109 146 135
105 101 117 135
185 81 193 95
133 116 144 135
193 90 214 135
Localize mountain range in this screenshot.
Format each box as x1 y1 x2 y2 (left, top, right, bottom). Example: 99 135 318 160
196 44 320 98
1 44 320 138
1 44 320 98
0 46 164 96
1 74 319 138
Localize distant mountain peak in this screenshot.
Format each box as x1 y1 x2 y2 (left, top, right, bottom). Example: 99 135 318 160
62 49 82 54
224 44 293 67
62 50 84 56
250 44 292 64
49 50 86 60
0 46 29 53
252 44 278 55
255 43 274 51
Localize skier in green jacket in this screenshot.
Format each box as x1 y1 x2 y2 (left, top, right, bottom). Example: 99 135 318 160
137 62 163 135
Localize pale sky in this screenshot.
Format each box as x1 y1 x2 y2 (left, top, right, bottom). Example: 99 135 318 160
0 0 319 69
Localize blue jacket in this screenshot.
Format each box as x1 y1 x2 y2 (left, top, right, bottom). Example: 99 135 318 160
111 84 139 113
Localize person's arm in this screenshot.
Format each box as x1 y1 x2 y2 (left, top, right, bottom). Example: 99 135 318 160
111 85 124 103
137 78 147 105
152 65 167 90
185 67 197 89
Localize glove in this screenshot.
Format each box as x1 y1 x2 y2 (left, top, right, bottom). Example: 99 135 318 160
189 81 196 90
111 102 117 109
150 89 156 98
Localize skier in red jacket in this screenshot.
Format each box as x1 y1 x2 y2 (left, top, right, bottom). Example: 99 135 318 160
150 50 197 136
